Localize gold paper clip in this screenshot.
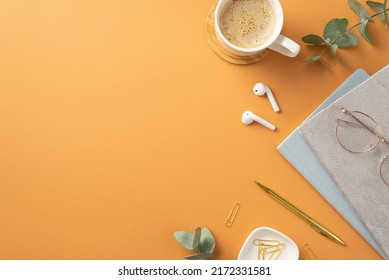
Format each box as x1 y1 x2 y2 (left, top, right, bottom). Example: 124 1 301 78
259 243 285 260
254 239 286 260
253 239 280 247
225 203 240 227
303 243 318 260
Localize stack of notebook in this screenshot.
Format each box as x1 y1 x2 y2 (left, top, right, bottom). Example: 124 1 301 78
277 65 389 259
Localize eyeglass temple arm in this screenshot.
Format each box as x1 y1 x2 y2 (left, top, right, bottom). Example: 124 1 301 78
347 111 389 144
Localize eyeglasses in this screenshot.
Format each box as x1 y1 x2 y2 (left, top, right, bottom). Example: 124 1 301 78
335 107 389 186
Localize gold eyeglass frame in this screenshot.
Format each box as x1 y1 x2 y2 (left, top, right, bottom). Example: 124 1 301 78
335 107 389 187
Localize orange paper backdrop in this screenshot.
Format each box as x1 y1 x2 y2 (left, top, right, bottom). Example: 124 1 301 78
1 0 388 260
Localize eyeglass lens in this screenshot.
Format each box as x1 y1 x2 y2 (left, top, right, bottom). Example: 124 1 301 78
336 110 389 186
380 156 389 186
336 111 382 153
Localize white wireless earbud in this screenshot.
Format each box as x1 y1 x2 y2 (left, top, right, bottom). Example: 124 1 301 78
241 111 276 131
253 83 280 112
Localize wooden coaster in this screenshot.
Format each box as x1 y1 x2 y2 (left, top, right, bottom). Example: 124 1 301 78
205 2 271 65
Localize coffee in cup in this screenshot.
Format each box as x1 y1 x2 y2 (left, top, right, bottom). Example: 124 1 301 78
220 0 275 49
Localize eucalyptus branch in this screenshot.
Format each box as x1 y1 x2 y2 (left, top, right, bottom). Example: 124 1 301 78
301 0 388 64
331 8 388 46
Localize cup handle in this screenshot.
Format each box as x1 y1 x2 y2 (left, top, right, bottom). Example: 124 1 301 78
268 35 301 57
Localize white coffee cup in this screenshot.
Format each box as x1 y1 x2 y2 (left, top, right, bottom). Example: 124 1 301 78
214 0 300 57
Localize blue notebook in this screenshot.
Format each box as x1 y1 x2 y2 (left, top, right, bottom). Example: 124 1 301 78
277 69 386 259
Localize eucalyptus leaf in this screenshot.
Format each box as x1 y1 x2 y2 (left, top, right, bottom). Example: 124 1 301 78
367 0 386 19
197 227 215 254
173 231 194 250
357 19 373 43
301 54 321 63
192 227 201 250
185 253 212 260
330 44 339 55
367 0 388 27
323 18 359 47
348 0 374 22
302 34 326 45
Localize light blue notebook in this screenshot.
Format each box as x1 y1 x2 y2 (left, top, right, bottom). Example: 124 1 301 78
277 69 386 259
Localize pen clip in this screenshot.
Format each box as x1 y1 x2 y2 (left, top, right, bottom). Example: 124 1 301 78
310 223 346 245
311 223 332 239
311 224 324 235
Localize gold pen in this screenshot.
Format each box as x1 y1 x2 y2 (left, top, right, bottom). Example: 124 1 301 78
255 181 346 246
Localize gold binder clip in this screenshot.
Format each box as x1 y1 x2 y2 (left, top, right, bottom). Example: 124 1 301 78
225 203 240 227
303 243 318 260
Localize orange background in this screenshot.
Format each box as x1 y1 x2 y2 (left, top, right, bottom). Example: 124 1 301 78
0 0 388 260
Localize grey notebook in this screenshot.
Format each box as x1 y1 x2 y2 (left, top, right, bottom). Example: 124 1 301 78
298 65 389 258
277 69 387 258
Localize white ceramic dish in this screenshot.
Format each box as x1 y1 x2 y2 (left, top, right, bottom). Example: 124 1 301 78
237 227 299 260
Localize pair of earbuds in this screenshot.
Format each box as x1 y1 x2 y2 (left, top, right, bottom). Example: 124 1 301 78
242 83 279 131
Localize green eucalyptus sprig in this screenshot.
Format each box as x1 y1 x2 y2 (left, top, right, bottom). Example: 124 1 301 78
173 226 216 260
302 0 388 64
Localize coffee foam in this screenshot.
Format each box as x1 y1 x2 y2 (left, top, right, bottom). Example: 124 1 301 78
220 0 275 49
